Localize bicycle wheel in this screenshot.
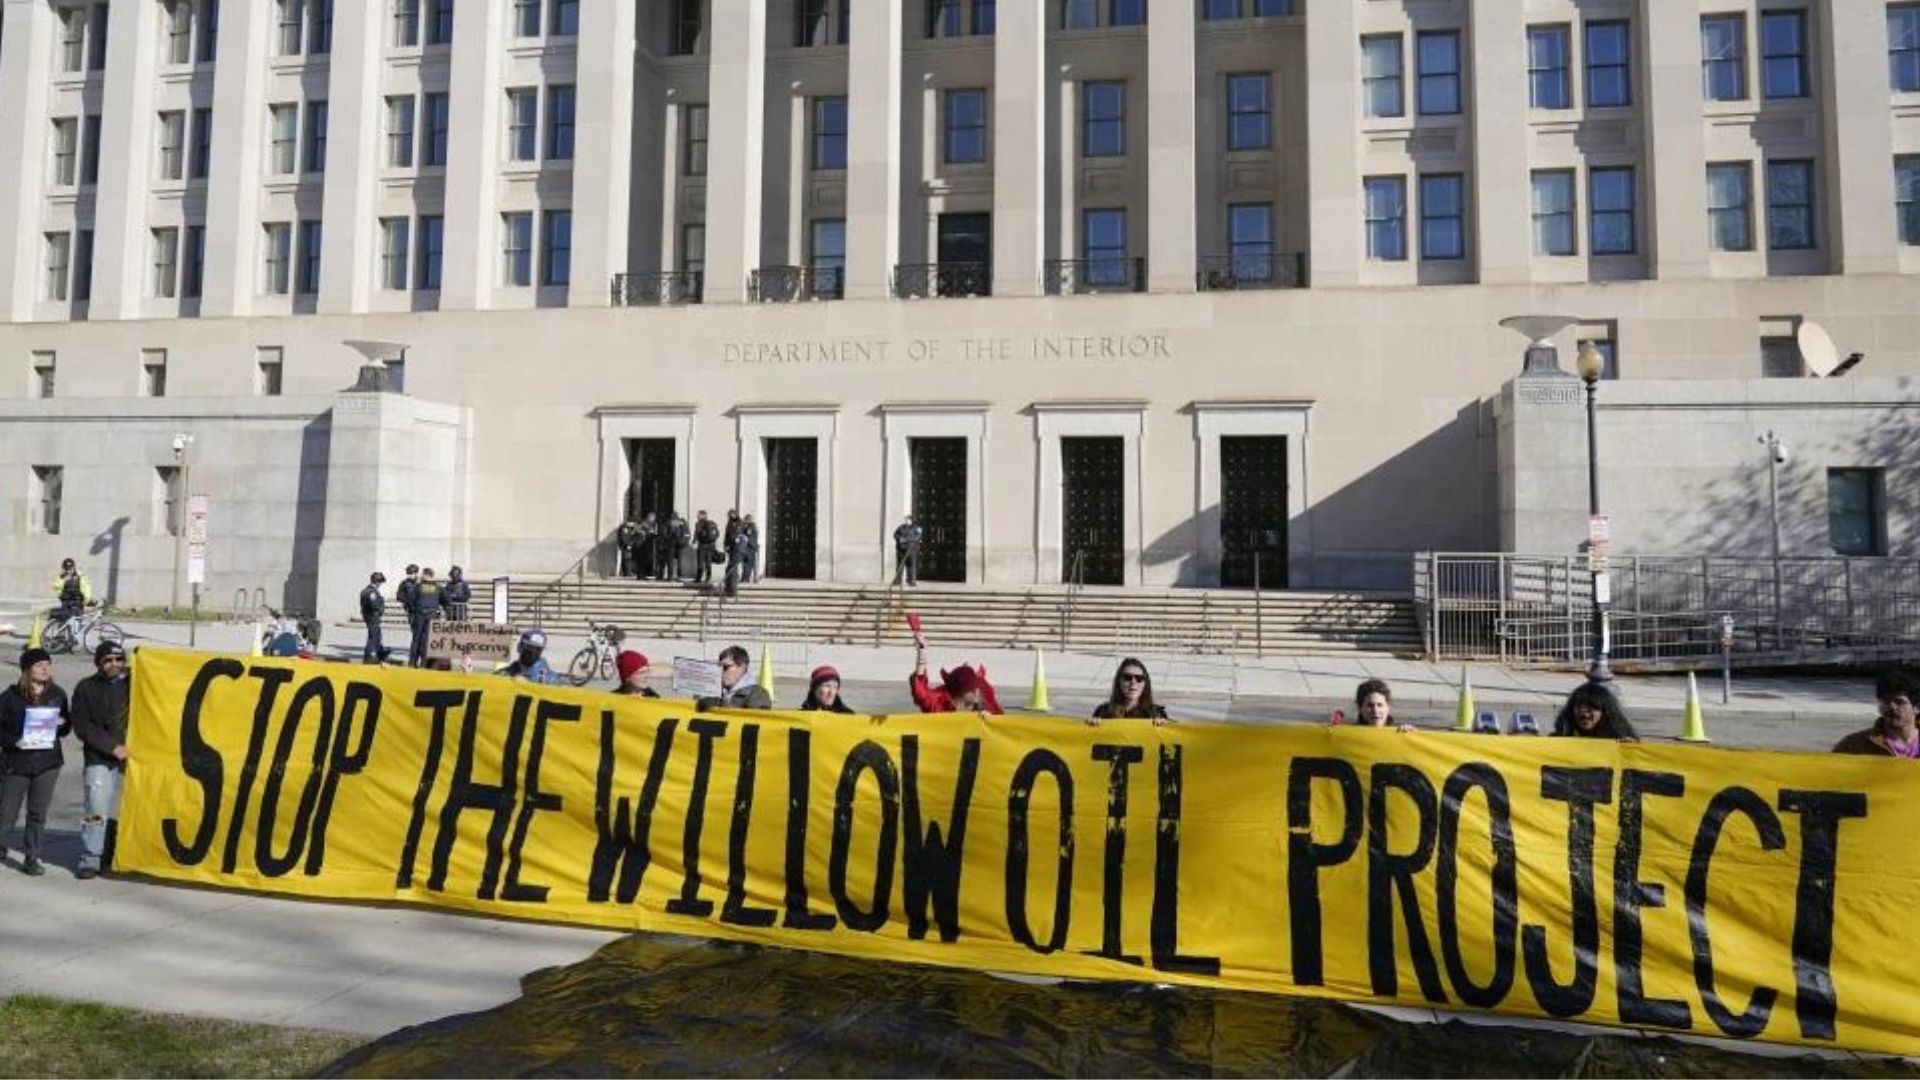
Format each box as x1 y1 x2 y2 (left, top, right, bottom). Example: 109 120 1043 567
82 620 124 654
566 646 598 687
600 651 618 683
43 620 76 656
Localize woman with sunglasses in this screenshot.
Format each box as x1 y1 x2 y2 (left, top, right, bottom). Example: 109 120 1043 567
1090 659 1171 725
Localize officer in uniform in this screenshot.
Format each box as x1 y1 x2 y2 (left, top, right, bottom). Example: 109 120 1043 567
616 518 641 578
664 512 690 581
409 568 443 668
893 515 923 587
635 514 658 580
360 572 389 664
693 511 720 585
443 565 472 621
396 564 421 624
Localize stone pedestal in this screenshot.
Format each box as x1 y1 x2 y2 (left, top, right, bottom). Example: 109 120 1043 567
1497 372 1592 554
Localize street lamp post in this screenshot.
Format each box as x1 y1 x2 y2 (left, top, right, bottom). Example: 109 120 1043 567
1574 341 1613 685
1758 430 1788 624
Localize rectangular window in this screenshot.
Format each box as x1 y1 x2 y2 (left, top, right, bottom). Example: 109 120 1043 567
513 0 540 37
152 227 180 297
182 225 205 297
297 219 322 293
277 0 305 56
1761 10 1808 99
507 88 538 161
393 0 419 46
1767 159 1815 250
1081 207 1128 285
141 350 168 398
683 104 708 176
387 97 416 167
189 107 213 178
303 100 328 173
415 214 443 289
422 92 449 166
797 0 828 46
1082 81 1125 156
541 210 572 286
310 0 333 52
1419 173 1465 261
30 467 64 536
198 0 221 62
1363 176 1407 261
1110 0 1145 27
1585 21 1631 107
550 0 577 35
1898 156 1920 246
1896 5 1920 92
1531 170 1577 255
262 222 292 294
810 217 846 295
157 111 186 180
1416 31 1460 116
256 347 284 396
50 118 77 186
1701 15 1747 101
945 88 987 164
502 212 533 286
87 3 109 69
1228 202 1273 281
31 352 56 399
545 85 576 160
1827 470 1885 556
81 115 101 185
812 96 848 169
1589 166 1636 255
1528 25 1573 109
1361 35 1404 118
269 104 298 174
973 0 996 34
1707 162 1754 252
166 0 194 64
672 0 701 54
928 0 961 37
1063 0 1097 29
1226 73 1271 151
60 8 86 72
73 230 93 303
427 0 454 44
380 218 410 289
44 232 71 301
155 466 184 535
681 222 706 274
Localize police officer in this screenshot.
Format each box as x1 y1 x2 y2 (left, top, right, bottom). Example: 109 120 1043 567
360 572 389 664
396 564 421 624
664 512 690 581
443 565 471 621
409 568 443 668
50 557 91 623
635 513 658 580
743 513 762 583
616 518 642 578
723 526 750 598
893 515 923 587
693 511 720 585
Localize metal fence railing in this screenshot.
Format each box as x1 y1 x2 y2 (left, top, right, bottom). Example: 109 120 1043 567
1415 552 1920 668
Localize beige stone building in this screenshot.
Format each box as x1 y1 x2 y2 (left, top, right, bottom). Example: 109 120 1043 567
0 0 1916 622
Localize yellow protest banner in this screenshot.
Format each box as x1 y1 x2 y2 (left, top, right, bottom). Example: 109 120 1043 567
118 649 1920 1056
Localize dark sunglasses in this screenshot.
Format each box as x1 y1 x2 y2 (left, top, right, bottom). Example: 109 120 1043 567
1120 672 1147 683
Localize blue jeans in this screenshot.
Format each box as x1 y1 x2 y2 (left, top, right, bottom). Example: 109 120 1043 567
81 763 123 871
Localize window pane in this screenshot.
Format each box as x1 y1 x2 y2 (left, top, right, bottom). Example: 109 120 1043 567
1898 157 1920 246
1701 16 1746 100
1895 7 1920 91
1827 470 1881 556
1589 167 1635 254
1063 0 1097 30
1226 74 1270 151
1706 163 1753 251
1110 0 1145 27
1767 160 1814 249
1420 174 1464 260
1761 11 1807 99
1531 171 1576 255
1585 21 1631 108
1362 36 1403 117
1364 177 1406 260
1528 26 1571 109
1417 32 1460 115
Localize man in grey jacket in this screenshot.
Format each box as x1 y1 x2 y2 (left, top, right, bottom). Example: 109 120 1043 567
697 645 772 711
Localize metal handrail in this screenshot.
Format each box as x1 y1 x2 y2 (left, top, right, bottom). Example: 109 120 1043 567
1196 252 1308 291
749 264 844 302
520 533 620 628
612 270 703 306
893 262 991 299
1044 257 1146 296
1058 549 1087 650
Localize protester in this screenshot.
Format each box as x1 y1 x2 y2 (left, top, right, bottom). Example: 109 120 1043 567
697 645 772 710
893 515 922 588
1090 658 1171 724
408 568 444 668
693 510 720 585
360 571 389 664
0 648 71 876
69 641 129 879
1551 681 1638 740
800 666 856 713
50 557 91 622
443 566 472 620
503 629 565 684
1833 671 1920 757
613 651 660 698
909 643 1003 714
1352 677 1416 733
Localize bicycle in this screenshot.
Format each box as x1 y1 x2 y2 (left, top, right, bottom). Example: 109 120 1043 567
43 604 124 657
567 620 625 686
261 606 322 656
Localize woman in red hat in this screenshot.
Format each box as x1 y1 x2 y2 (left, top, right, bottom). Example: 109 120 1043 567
800 666 856 713
611 651 659 698
908 643 1002 714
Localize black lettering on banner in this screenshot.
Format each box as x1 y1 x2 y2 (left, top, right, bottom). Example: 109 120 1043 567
1151 745 1219 975
1613 769 1692 1029
1366 763 1444 1001
587 714 678 904
1522 767 1613 1018
502 698 577 903
305 681 382 876
163 658 242 866
665 718 728 917
1087 744 1145 965
254 677 337 877
1006 749 1075 954
828 740 901 933
781 729 836 930
1436 764 1518 1009
222 666 294 874
1778 789 1869 1041
426 690 525 898
1286 758 1362 988
720 724 777 927
396 689 463 889
1686 786 1785 1038
902 734 979 943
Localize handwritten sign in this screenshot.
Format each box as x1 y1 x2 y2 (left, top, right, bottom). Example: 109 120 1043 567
425 621 519 663
671 656 724 699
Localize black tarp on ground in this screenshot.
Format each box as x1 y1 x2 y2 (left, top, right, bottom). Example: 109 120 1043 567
320 935 1920 1078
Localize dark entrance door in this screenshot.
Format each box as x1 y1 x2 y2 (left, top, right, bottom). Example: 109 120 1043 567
1061 436 1124 585
910 437 967 582
1219 435 1287 588
625 439 676 522
937 213 991 296
764 437 818 580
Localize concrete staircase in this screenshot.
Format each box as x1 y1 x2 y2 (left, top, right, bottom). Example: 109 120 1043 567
480 577 1422 657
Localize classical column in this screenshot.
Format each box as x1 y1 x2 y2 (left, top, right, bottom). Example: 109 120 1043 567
703 0 767 304
1145 0 1196 293
0 0 56 320
87 0 161 319
845 0 903 300
569 0 639 307
1822 1 1899 275
439 0 507 310
1468 0 1529 284
1303 0 1360 288
318 0 385 313
200 0 273 317
1639 0 1708 280
991 0 1045 296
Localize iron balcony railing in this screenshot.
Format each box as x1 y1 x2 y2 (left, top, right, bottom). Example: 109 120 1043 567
749 264 844 302
1045 257 1146 295
893 262 991 299
611 271 703 306
1196 252 1308 291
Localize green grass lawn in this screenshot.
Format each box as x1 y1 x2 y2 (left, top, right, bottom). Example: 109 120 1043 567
0 995 362 1078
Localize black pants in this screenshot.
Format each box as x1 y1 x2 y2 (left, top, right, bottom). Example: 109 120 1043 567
0 768 60 860
696 545 717 583
895 550 919 587
409 616 432 667
364 618 385 663
723 559 741 598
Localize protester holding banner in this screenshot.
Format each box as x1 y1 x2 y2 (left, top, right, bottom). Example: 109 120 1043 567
800 666 856 713
1352 678 1417 734
1833 671 1920 757
502 630 566 685
613 651 660 698
1090 658 1171 724
0 648 71 876
1551 681 1638 739
697 645 773 710
909 643 1002 714
69 640 130 879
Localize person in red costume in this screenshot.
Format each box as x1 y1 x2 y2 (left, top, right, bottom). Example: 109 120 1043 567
908 641 1002 714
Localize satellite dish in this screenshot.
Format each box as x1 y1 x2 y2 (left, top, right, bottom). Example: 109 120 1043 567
1796 321 1839 378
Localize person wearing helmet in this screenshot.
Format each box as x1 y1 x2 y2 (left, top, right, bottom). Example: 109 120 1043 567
503 629 564 684
443 566 471 621
360 572 390 664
